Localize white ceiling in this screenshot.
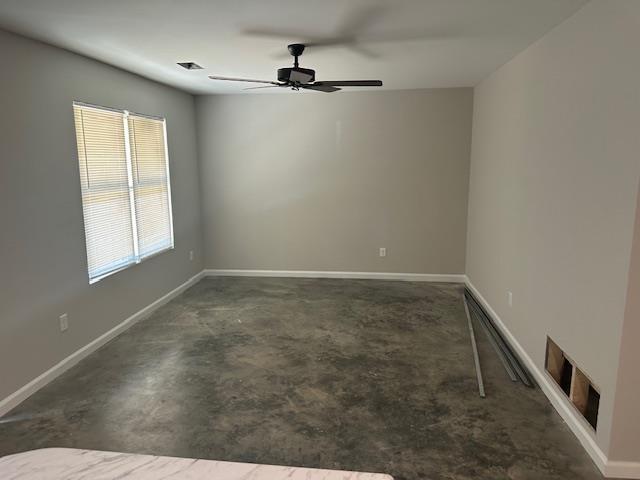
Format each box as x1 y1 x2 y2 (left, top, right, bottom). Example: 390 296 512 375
0 0 588 94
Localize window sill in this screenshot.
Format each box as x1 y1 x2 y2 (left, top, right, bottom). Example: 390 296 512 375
88 245 175 285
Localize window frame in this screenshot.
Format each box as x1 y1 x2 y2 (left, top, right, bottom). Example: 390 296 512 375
73 101 175 284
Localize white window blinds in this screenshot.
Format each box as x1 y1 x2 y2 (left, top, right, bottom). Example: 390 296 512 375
127 114 174 258
73 103 174 283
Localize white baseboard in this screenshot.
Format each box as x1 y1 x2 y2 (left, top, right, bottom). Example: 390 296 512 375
605 461 640 479
465 277 640 479
204 269 466 283
0 271 205 418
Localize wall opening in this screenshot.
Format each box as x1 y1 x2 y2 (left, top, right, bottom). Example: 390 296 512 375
545 337 600 430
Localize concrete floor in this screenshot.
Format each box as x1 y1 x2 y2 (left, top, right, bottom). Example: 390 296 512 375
0 277 604 480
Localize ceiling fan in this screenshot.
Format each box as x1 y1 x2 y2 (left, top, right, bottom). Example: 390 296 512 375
208 44 383 93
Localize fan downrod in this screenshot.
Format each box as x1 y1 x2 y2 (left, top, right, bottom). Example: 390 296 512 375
287 43 305 57
288 43 305 67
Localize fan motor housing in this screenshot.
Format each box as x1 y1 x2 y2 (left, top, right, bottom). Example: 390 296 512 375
278 67 315 84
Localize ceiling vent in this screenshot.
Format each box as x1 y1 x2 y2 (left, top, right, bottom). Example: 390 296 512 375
177 62 203 70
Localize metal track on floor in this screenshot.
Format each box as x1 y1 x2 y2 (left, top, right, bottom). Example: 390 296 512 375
464 288 535 388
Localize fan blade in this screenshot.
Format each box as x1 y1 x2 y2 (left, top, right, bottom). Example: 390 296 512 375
345 44 379 59
242 28 350 47
243 85 282 91
242 27 313 41
337 5 386 37
313 80 383 87
209 75 280 85
302 84 341 93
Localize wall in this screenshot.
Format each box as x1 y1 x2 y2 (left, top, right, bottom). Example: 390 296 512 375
609 180 640 462
466 0 640 462
0 29 203 402
196 89 472 274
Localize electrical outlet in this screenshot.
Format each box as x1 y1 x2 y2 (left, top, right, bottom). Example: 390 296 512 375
189 250 194 262
507 291 513 307
379 247 387 257
59 313 69 332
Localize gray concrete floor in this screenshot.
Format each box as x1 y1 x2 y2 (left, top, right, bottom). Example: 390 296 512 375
0 277 604 479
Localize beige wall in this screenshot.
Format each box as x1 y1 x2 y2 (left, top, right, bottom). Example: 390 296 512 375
466 0 640 459
0 29 203 402
609 180 640 461
196 89 472 274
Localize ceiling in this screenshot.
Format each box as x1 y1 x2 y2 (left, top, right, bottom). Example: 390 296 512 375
0 0 588 94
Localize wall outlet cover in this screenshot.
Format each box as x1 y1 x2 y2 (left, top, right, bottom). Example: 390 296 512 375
59 314 69 332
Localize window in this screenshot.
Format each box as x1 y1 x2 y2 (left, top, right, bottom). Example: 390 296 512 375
73 102 174 283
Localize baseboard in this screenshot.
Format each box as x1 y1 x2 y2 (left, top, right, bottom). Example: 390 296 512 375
463 277 637 478
605 461 640 478
0 271 205 418
204 269 466 283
